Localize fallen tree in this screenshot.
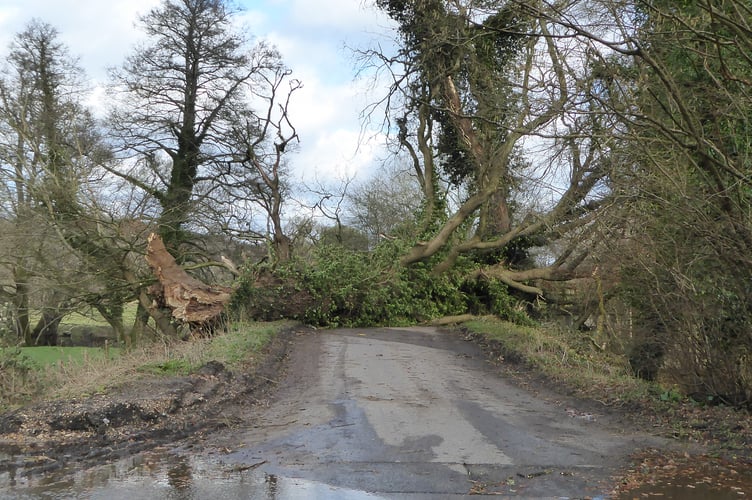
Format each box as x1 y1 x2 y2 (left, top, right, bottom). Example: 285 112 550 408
145 233 232 334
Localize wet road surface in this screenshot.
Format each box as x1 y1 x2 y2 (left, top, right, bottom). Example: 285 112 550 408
0 326 669 498
213 327 663 497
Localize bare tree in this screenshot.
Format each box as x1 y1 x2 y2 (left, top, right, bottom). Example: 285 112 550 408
346 163 422 248
0 20 115 345
104 0 300 334
107 0 290 254
215 66 302 264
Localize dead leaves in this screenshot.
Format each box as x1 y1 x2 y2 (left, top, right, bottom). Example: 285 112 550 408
612 449 751 498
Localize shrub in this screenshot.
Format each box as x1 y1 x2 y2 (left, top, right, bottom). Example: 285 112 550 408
231 241 532 328
0 347 40 408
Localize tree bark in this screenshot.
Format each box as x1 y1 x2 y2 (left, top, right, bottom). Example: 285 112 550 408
145 233 232 334
427 314 481 326
12 270 31 346
32 309 61 346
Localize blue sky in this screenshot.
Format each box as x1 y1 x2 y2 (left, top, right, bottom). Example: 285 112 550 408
0 0 397 182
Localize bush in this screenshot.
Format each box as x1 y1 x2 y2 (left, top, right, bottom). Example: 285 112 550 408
0 347 40 408
231 241 531 328
618 238 752 407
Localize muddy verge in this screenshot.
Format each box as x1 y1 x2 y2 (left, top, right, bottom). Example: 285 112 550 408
0 327 297 476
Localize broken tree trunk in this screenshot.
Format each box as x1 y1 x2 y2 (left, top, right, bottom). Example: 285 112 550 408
145 233 232 334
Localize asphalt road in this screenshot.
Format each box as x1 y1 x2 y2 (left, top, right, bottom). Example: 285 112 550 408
0 326 668 499
220 326 663 498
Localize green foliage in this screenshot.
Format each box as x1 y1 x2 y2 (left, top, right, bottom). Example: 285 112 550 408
255 241 469 326
616 175 752 404
0 347 40 408
660 387 683 403
0 347 38 373
232 239 535 328
233 239 462 326
462 277 534 326
603 0 752 408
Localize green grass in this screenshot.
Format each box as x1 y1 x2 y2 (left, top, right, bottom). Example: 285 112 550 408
462 317 651 404
1 320 293 409
29 301 141 328
135 320 290 376
203 322 279 368
15 346 120 367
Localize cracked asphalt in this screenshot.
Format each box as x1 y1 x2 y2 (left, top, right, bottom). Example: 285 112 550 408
218 326 666 498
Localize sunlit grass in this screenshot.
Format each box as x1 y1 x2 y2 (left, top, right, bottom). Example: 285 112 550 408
135 321 285 376
1 320 293 407
28 301 140 328
18 346 120 367
462 317 652 405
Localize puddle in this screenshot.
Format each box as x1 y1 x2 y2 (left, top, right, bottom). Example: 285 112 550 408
0 450 388 499
4 445 749 498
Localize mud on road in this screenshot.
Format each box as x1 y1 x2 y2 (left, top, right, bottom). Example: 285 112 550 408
0 327 295 477
0 325 691 498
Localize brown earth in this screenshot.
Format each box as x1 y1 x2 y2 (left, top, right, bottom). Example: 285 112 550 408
0 327 298 477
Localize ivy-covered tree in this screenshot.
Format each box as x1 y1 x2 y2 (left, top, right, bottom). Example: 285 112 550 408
536 0 752 402
371 0 614 296
617 0 752 403
0 20 130 346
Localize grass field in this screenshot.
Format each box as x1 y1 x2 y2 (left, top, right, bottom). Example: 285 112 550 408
1 320 292 408
15 346 120 367
28 301 141 329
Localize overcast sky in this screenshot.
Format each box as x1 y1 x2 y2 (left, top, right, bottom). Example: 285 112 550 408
0 0 397 183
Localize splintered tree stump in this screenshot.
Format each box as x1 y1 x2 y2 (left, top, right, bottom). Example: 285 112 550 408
145 233 232 333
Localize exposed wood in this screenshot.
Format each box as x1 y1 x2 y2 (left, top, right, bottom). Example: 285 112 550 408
427 314 480 326
145 233 232 331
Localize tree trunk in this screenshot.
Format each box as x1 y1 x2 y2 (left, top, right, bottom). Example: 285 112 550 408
32 309 61 346
129 301 153 346
428 314 481 325
145 233 232 335
123 269 178 339
12 268 31 346
94 303 126 348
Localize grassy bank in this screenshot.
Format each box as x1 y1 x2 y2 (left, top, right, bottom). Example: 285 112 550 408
0 321 293 410
461 317 752 455
461 318 652 405
16 346 120 367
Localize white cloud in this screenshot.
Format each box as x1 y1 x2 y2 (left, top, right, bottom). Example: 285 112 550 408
0 0 161 88
287 0 388 32
0 0 396 183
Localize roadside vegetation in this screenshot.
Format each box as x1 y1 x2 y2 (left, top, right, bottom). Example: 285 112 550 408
461 318 752 457
0 0 750 467
0 319 289 411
